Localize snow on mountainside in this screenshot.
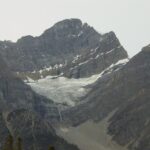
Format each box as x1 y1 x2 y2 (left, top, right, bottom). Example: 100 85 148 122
28 75 99 106
27 59 129 107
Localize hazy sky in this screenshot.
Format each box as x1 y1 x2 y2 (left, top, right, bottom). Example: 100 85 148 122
0 0 149 56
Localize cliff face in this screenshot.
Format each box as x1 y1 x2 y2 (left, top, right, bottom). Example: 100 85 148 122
108 45 150 150
0 19 128 79
62 45 150 150
0 54 78 150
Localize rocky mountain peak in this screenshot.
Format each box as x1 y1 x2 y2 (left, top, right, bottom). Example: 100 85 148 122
0 19 128 80
42 18 101 41
53 18 83 30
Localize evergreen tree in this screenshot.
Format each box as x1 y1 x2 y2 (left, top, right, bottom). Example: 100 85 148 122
48 145 55 150
3 134 14 150
15 137 22 150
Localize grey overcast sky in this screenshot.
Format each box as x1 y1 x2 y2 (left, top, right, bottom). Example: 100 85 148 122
0 0 149 56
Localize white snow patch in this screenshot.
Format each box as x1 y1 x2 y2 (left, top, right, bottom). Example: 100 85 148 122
95 54 100 59
101 58 129 75
77 57 95 66
78 31 83 37
117 45 122 49
38 64 64 74
24 77 35 83
44 66 53 71
68 31 83 38
105 48 115 54
90 47 99 55
105 45 122 55
27 74 100 106
60 127 69 133
78 60 90 66
100 53 104 56
115 58 129 65
72 55 82 63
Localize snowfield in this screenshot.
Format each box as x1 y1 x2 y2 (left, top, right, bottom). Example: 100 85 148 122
27 74 100 106
27 59 129 106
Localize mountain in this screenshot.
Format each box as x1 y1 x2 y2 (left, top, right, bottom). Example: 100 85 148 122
0 54 78 150
0 18 149 150
60 44 150 150
0 19 127 79
0 18 128 150
0 18 129 109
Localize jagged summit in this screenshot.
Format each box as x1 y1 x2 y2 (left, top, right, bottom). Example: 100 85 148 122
51 18 83 31
18 18 98 42
41 18 101 43
43 18 98 35
0 19 128 80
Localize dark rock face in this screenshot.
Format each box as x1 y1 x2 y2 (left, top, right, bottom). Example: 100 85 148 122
62 45 150 150
0 113 9 148
108 46 150 150
0 56 79 150
63 31 127 78
0 19 128 79
4 109 78 150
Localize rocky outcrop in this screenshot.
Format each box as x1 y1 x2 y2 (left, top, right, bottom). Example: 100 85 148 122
0 19 128 79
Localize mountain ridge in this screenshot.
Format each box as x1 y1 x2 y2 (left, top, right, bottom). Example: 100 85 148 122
0 18 128 79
